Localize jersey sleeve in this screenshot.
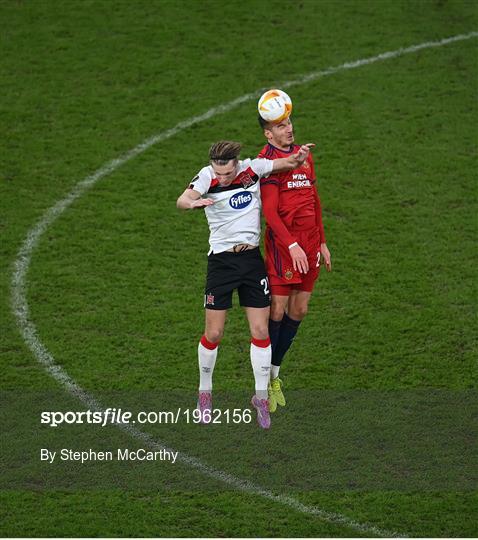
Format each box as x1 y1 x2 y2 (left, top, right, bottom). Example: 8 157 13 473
256 145 282 186
188 166 212 196
258 158 282 187
250 157 274 179
260 182 297 248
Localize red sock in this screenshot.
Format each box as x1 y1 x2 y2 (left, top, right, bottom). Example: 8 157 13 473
200 335 219 350
251 336 271 348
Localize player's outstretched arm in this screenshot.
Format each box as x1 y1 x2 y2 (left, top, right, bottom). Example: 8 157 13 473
177 188 214 210
271 143 315 172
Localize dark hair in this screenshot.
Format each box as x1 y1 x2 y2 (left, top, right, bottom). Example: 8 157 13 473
209 141 242 164
258 114 270 130
258 114 292 131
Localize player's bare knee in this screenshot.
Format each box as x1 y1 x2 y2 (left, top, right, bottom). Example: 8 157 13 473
289 304 308 320
270 304 286 321
250 326 269 341
205 328 223 343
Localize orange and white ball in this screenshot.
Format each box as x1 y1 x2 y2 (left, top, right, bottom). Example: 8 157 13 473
257 89 293 123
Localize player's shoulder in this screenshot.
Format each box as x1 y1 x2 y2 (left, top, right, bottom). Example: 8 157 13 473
236 158 271 183
198 164 214 179
257 143 283 159
258 143 301 159
188 165 214 192
257 144 270 159
237 158 252 172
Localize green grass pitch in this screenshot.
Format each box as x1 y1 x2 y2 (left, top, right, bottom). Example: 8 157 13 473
1 0 477 536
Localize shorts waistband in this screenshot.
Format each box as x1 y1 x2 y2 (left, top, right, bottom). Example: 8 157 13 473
225 244 257 253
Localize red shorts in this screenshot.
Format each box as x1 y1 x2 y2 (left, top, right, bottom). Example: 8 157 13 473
264 227 321 296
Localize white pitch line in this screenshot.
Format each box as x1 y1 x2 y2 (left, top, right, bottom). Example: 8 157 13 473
11 30 478 537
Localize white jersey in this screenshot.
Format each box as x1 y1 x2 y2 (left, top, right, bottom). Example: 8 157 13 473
188 158 273 254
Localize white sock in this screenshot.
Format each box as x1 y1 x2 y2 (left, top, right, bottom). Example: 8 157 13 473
271 365 280 380
250 343 271 400
198 341 217 392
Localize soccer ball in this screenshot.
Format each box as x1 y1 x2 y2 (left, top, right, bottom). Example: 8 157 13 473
258 89 293 123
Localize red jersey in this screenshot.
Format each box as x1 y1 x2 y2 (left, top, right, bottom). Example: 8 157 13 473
258 143 326 248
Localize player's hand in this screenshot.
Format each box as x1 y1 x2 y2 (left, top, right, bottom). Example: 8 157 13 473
289 243 309 273
190 198 214 209
320 243 331 272
292 143 315 165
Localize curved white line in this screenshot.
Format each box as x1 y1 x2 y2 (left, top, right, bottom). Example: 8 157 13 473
11 31 478 537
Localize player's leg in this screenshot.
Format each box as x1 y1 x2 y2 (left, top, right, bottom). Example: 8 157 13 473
199 308 227 392
197 309 226 424
288 289 312 320
244 306 271 399
238 248 272 428
270 293 289 320
244 306 272 429
274 234 320 368
269 292 289 368
264 291 289 412
268 275 315 410
273 289 312 366
264 227 296 371
273 277 315 366
198 252 235 423
265 225 302 382
269 290 290 379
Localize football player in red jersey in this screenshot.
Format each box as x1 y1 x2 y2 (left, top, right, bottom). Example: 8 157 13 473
257 105 332 412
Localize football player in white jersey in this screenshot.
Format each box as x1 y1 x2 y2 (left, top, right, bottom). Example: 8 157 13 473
177 141 313 429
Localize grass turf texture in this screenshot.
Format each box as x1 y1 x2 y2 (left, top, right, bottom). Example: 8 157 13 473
1 0 477 536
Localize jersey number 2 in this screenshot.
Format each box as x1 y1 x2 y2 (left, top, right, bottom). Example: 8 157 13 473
260 277 270 295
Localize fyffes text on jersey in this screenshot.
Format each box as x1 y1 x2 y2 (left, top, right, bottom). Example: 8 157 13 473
229 191 253 209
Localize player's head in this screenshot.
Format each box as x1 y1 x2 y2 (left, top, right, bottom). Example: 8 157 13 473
258 115 294 150
209 141 241 185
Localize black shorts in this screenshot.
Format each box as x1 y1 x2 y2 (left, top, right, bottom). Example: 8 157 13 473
204 247 271 310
